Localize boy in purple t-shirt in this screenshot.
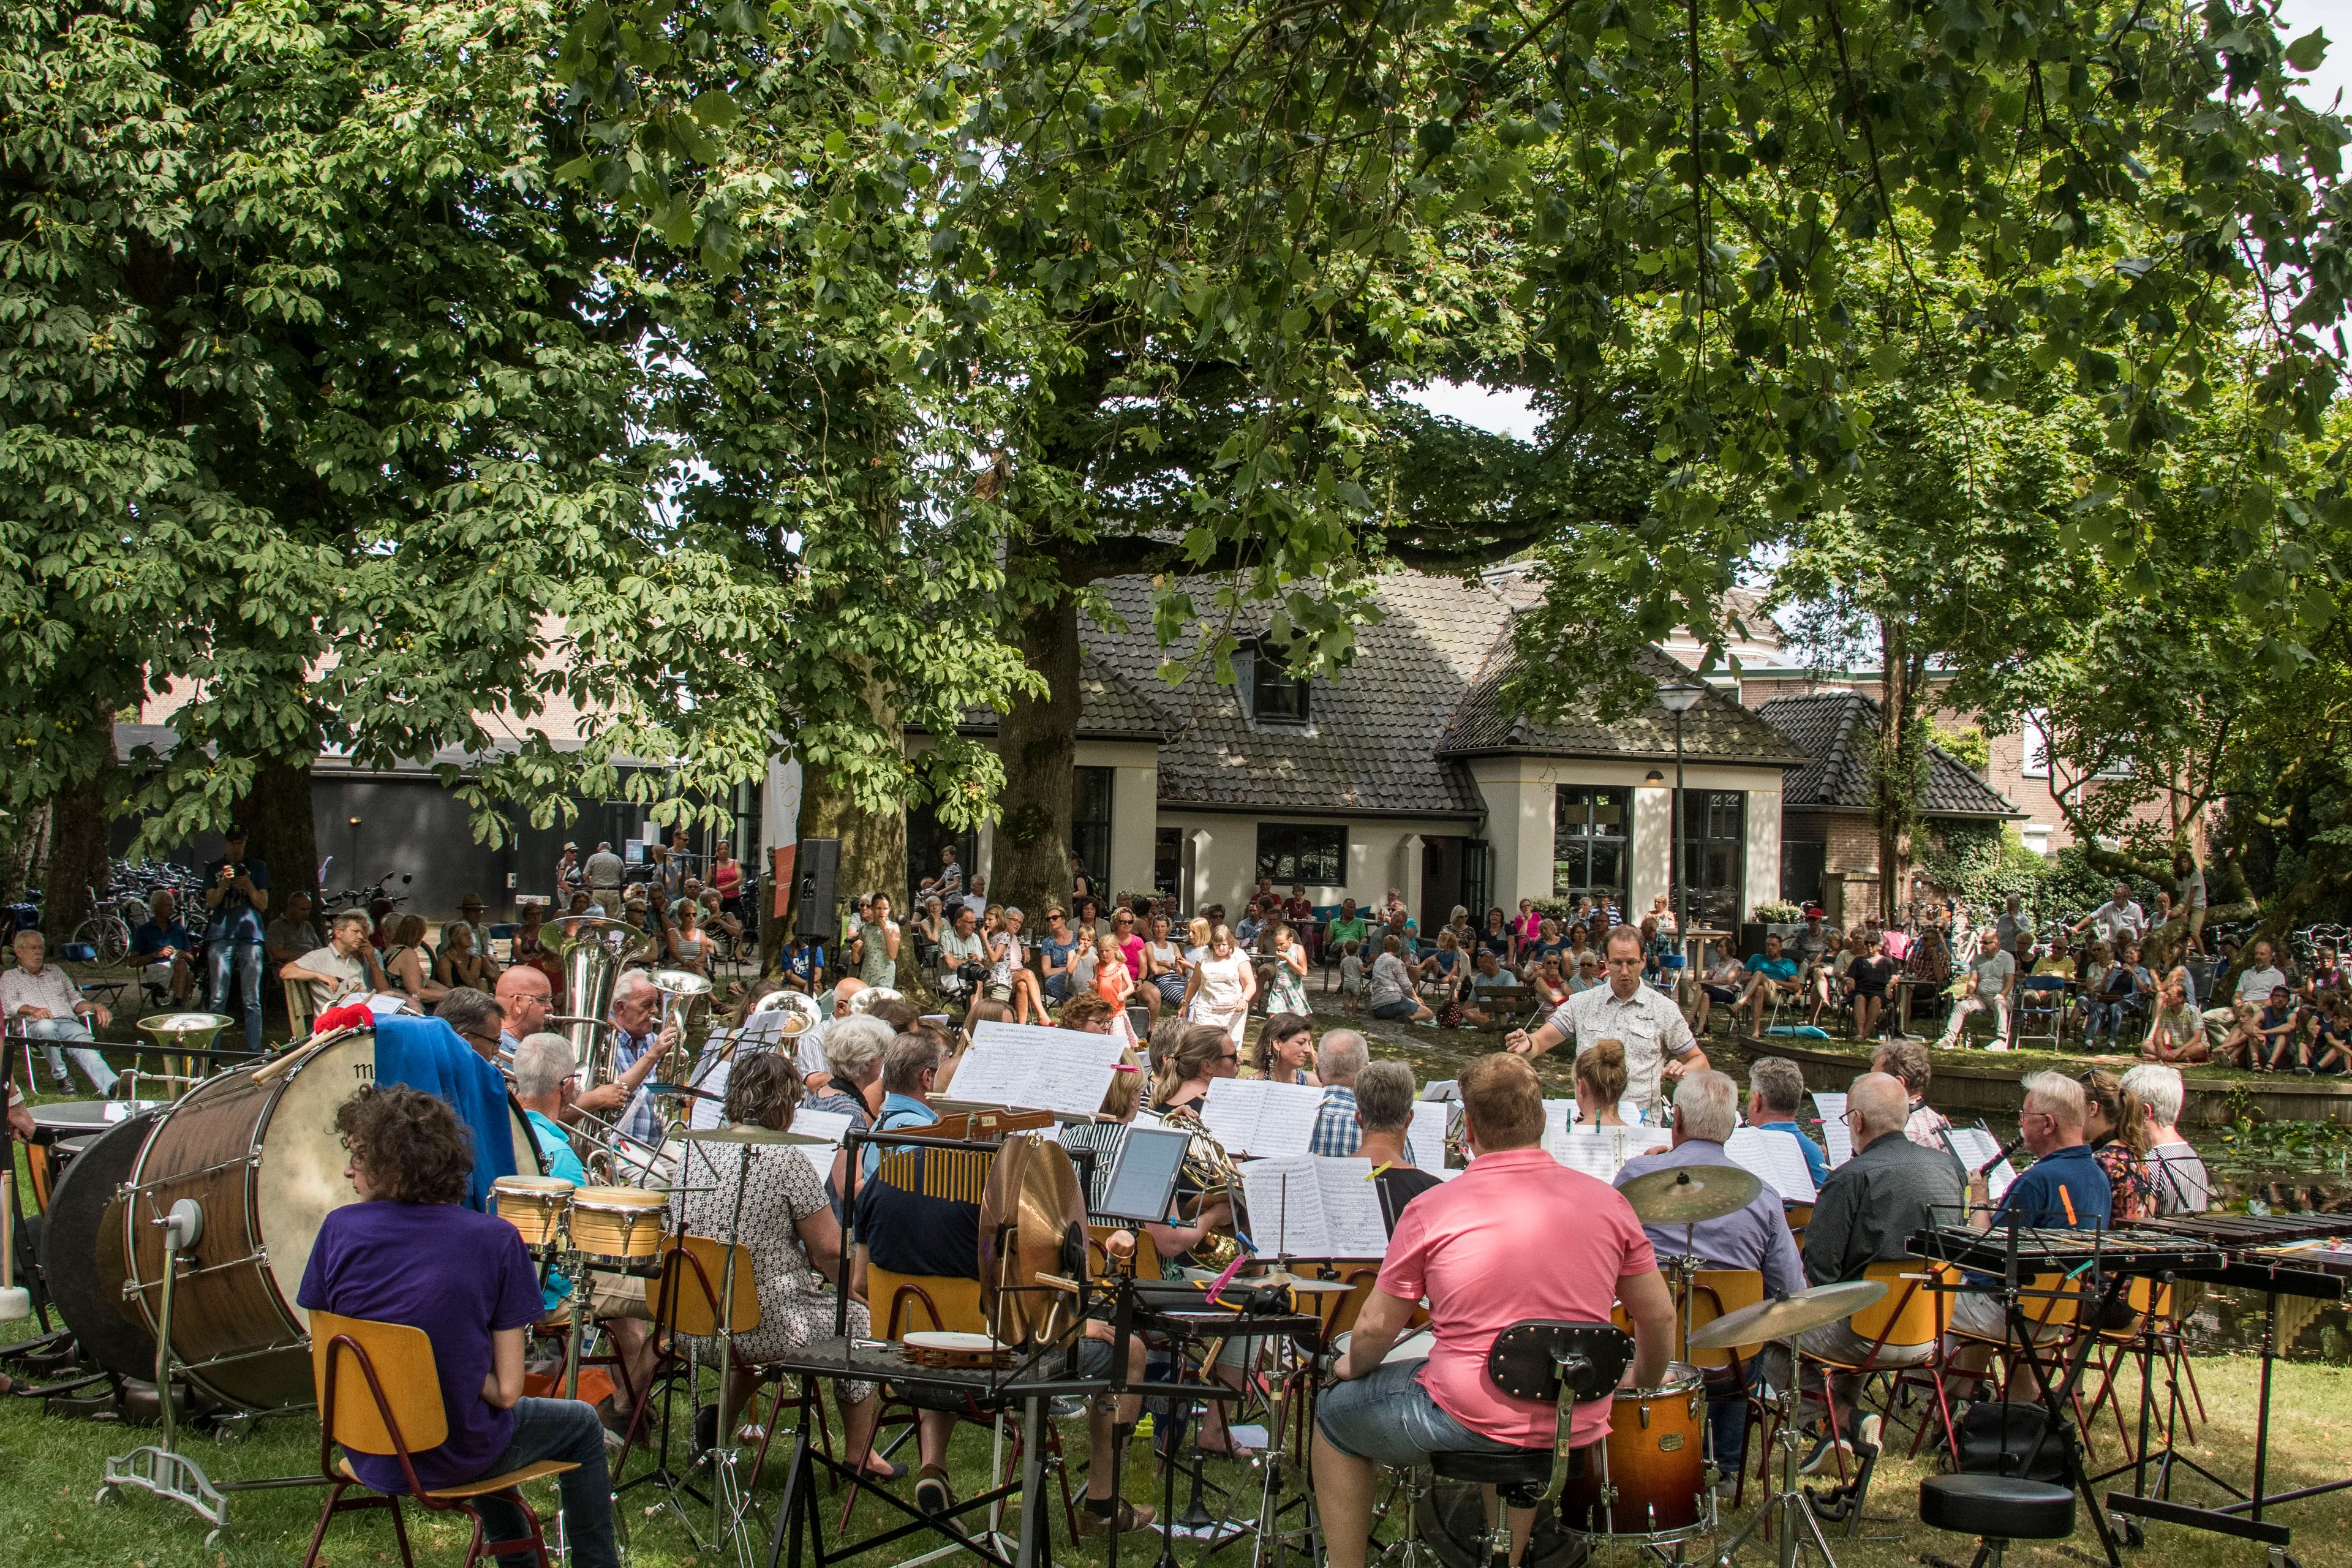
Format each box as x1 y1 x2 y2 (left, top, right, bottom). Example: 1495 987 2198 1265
298 1086 616 1568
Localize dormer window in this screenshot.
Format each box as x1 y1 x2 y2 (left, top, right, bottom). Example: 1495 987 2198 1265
1245 642 1311 725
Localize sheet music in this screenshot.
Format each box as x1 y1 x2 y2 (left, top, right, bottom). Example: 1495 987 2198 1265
688 1059 731 1130
1419 1079 1460 1102
1549 1125 1672 1182
1722 1126 1818 1203
1406 1101 1449 1171
1239 1156 1390 1258
1942 1126 2019 1201
946 1022 1125 1117
1198 1076 1326 1156
1811 1093 1853 1167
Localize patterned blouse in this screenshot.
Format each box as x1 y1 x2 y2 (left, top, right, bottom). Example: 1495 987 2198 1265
2092 1139 2156 1225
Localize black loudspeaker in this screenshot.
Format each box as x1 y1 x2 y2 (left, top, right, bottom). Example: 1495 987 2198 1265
794 837 841 938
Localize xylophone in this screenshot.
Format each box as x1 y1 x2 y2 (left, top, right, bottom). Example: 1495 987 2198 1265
1908 1224 2227 1280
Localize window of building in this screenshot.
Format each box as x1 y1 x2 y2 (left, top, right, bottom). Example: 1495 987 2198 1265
2022 710 2051 778
1553 787 1630 910
1676 790 1746 927
1155 827 1188 913
1257 823 1345 886
1071 766 1114 894
1248 645 1311 724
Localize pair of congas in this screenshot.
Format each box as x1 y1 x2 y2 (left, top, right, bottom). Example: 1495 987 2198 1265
489 1174 668 1272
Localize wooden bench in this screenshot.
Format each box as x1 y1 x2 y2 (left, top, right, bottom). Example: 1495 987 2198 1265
1465 984 1537 1030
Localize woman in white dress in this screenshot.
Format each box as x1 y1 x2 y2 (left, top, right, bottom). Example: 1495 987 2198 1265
672 1053 899 1477
1180 924 1256 1047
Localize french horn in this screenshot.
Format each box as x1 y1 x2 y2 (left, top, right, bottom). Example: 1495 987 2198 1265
1161 1106 1245 1271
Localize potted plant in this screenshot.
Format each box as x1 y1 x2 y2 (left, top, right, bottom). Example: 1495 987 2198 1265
1743 900 1805 959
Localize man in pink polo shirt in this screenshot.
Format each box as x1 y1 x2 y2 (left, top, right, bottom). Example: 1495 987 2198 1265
1314 1054 1675 1568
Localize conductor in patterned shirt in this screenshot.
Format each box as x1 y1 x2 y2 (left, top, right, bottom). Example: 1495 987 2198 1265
1507 924 1707 1117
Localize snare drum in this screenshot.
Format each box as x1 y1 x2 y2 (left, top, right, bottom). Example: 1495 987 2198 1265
492 1174 575 1250
570 1186 668 1271
1556 1362 1709 1542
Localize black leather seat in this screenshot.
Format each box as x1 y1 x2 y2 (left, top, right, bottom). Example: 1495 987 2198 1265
1430 1449 1553 1488
1920 1474 2076 1541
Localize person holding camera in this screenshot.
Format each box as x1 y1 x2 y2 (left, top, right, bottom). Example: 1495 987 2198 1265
935 903 987 1001
203 825 273 1056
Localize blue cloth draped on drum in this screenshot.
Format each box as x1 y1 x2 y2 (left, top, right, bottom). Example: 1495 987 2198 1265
371 1013 519 1210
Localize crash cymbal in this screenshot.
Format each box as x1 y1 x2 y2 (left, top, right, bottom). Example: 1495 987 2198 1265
677 1124 832 1145
1618 1164 1763 1225
978 1133 1087 1344
1686 1280 1889 1350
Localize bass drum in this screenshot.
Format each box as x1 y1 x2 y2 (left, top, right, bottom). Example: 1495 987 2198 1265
117 1028 540 1409
38 1109 162 1383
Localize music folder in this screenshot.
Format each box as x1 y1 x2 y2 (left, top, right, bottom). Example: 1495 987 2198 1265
1239 1155 1390 1258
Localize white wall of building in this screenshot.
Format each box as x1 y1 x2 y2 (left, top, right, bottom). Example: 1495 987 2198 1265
1155 811 1479 918
1468 756 1790 916
905 735 1160 900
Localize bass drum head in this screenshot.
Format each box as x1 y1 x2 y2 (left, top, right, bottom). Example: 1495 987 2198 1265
251 1034 541 1333
39 1108 162 1382
1414 1483 1586 1568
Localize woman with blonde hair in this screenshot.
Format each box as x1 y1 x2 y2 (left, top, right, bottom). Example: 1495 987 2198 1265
382 913 448 1006
1180 924 1257 1046
2082 1068 2156 1222
1152 1022 1238 1117
433 920 499 992
1572 1038 1632 1127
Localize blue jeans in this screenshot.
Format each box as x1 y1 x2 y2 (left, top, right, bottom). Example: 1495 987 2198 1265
208 941 264 1055
1369 998 1420 1021
2084 1000 2130 1042
1315 1357 1522 1466
20 1017 118 1095
469 1396 616 1568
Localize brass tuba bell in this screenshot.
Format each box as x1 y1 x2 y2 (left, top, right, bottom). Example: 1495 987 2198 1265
545 914 656 1092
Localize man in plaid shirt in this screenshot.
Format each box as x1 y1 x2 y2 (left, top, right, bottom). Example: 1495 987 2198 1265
1308 1030 1371 1156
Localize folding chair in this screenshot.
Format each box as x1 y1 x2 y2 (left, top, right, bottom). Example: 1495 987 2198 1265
1767 1260 1954 1486
302 1311 578 1568
1683 1268 1768 1506
284 977 318 1039
2013 976 2067 1050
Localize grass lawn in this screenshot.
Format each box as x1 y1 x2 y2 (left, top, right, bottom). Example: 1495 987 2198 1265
5 1261 2349 1568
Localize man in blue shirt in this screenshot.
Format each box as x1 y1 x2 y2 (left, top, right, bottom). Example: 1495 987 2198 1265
1747 1057 1830 1189
131 888 200 1005
1737 932 1801 1036
862 1031 941 1179
1307 1031 1369 1156
1616 1069 1803 1483
202 827 271 1055
511 1034 589 1314
1945 1072 2111 1377
573 971 673 1154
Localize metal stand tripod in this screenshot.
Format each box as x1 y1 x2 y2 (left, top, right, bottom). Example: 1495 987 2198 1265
1713 1333 1842 1568
98 1200 230 1542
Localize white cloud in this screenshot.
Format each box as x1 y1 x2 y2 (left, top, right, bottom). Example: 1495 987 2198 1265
1401 381 1542 441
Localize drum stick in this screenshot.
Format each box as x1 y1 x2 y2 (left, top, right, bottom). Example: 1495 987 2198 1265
249 1028 349 1085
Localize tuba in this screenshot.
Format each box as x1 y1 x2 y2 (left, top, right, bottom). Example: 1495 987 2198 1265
750 987 823 1036
848 986 903 1014
546 914 656 1091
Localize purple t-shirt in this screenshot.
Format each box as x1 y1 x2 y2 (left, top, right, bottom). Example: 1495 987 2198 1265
296 1200 543 1493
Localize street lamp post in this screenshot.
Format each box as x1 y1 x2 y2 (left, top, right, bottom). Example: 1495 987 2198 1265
1657 682 1708 965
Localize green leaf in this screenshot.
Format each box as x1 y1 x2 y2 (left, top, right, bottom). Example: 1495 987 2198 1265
690 90 742 129
2285 28 2329 72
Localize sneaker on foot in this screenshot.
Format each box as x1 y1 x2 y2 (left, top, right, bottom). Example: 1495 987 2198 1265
916 1465 956 1516
1855 1413 1883 1455
1985 1040 2011 1053
1797 1431 1854 1476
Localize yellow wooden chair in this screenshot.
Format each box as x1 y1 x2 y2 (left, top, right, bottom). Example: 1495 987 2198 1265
301 1311 579 1568
1771 1261 1955 1484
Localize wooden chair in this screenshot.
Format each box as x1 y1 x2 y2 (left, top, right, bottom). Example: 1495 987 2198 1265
301 1311 578 1568
1683 1268 1769 1506
1765 1261 1954 1485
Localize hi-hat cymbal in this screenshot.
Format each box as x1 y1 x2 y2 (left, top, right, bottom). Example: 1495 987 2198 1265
1245 1272 1355 1295
1618 1164 1763 1225
1686 1280 1889 1349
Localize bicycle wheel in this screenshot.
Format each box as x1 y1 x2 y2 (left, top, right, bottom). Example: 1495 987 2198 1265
70 916 131 967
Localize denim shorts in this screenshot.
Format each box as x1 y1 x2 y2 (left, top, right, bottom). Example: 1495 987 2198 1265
1314 1357 1520 1466
1370 998 1420 1021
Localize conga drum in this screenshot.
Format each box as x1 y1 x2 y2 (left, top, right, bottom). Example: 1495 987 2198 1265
115 1026 540 1409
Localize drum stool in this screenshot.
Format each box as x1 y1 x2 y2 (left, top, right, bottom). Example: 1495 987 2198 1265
1433 1449 1555 1564
1917 1474 2075 1568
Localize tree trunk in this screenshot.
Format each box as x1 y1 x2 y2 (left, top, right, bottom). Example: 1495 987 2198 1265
794 673 908 943
1873 619 1910 925
995 581 1081 918
3 801 50 905
241 756 319 914
42 701 118 940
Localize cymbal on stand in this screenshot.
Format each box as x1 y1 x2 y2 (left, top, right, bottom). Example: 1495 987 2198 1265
1619 1164 1763 1225
1686 1280 1888 1350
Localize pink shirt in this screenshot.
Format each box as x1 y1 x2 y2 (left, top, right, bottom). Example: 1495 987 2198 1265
1117 933 1147 978
1377 1147 1656 1447
1513 911 1540 944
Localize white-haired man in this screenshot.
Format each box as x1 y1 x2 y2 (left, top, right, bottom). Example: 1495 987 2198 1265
281 910 389 1015
575 970 675 1152
2 929 118 1093
2120 1063 2209 1214
793 976 868 1092
1308 1028 1371 1156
